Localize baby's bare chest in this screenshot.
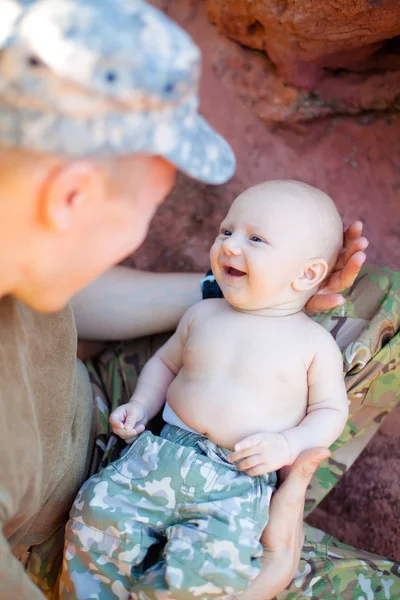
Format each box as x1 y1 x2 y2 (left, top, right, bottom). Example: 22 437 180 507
184 314 311 385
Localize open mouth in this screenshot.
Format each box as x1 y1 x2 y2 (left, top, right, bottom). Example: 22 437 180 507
223 266 246 277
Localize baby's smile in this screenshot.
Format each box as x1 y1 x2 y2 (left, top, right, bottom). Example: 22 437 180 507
223 266 246 277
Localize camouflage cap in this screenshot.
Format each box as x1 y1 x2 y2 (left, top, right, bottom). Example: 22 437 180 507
0 0 236 184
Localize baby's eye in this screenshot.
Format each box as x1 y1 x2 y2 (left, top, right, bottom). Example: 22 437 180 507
250 235 263 243
220 229 232 236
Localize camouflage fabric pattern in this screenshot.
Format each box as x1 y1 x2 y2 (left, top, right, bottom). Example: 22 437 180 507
60 425 276 599
85 333 171 478
279 524 400 599
306 265 400 515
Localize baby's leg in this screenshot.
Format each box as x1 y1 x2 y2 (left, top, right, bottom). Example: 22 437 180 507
59 432 174 600
131 463 276 600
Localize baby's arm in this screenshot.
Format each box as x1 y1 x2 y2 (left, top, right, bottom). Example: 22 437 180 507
110 305 194 439
281 334 349 462
229 333 348 475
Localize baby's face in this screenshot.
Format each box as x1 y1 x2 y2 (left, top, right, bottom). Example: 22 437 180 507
210 188 312 311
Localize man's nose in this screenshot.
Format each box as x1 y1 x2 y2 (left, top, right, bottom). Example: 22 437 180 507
222 236 242 256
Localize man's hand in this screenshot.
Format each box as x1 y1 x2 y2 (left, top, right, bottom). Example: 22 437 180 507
305 221 368 314
109 401 148 442
228 432 291 475
239 448 330 600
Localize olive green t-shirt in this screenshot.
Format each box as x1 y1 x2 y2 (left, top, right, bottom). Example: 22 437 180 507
0 296 94 598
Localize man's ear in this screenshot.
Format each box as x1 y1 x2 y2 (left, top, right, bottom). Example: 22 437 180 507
38 160 104 232
292 258 329 292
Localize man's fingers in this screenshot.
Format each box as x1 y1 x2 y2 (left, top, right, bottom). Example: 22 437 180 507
327 251 366 293
344 221 363 243
276 448 330 505
320 250 366 294
339 251 367 287
305 293 345 314
341 237 368 268
336 237 368 271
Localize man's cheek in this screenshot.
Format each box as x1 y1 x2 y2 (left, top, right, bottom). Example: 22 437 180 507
126 215 154 253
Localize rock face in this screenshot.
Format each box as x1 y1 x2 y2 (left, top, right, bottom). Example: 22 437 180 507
207 32 400 122
207 0 400 89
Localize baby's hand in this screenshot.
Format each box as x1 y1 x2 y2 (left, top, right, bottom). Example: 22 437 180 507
109 401 148 442
228 432 292 476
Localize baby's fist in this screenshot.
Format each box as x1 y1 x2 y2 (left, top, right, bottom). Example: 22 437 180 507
228 432 291 476
109 401 148 442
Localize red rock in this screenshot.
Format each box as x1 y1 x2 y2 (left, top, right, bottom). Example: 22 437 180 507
207 0 400 89
203 28 400 122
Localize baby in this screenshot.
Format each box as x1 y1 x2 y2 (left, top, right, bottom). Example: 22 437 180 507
61 180 349 600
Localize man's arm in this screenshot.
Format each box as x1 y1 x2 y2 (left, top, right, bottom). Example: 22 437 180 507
282 335 349 462
239 448 330 600
71 266 203 340
0 529 45 599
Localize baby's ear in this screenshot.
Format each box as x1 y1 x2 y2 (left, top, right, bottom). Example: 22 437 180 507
292 258 328 292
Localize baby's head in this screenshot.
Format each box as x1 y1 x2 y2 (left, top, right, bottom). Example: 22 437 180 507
210 180 343 312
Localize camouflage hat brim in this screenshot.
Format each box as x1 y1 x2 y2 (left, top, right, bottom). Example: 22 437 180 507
0 102 236 185
146 112 236 185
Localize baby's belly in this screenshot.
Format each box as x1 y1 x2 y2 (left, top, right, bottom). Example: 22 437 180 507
166 377 307 449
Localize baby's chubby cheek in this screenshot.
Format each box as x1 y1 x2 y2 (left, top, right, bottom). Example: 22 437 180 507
209 240 220 271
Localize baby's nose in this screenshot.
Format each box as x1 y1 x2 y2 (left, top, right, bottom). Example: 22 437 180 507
222 236 242 255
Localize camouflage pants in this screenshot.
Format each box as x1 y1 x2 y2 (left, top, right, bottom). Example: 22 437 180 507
29 265 400 598
61 425 277 599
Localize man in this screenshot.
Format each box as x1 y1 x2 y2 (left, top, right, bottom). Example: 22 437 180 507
0 0 398 599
